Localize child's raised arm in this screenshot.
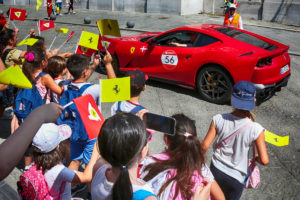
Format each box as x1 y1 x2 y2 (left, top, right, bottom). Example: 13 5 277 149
42 74 64 95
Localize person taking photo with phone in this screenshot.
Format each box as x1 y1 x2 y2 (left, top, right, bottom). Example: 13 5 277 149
140 113 225 200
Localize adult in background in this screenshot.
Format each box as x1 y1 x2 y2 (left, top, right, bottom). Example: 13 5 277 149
223 4 243 29
67 0 76 14
201 81 269 200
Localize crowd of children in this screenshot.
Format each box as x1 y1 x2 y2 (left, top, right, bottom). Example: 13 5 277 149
0 19 269 200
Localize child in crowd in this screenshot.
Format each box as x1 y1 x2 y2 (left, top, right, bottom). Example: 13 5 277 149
47 0 53 20
19 123 93 199
46 56 71 103
201 81 269 200
91 112 158 200
111 69 148 116
18 49 63 170
140 113 225 200
57 52 116 172
56 0 63 16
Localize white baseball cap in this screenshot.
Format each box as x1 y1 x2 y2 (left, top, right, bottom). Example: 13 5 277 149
32 123 72 153
230 4 237 9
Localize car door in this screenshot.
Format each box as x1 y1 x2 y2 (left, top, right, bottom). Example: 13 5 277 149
129 31 201 82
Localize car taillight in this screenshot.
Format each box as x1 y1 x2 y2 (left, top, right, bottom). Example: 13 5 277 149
256 57 272 67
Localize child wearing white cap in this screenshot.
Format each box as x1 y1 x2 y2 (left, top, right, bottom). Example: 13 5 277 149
30 123 93 199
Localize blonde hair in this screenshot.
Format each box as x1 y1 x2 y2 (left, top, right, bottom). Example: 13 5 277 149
233 108 255 121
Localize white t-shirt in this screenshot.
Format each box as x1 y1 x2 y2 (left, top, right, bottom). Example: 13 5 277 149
111 100 144 116
63 82 100 106
44 164 75 200
91 164 155 200
211 113 263 183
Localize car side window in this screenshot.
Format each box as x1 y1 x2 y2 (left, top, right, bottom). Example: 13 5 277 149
194 33 219 47
153 31 199 47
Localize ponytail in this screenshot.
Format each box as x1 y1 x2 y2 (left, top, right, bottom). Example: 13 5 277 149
112 166 133 200
143 113 205 200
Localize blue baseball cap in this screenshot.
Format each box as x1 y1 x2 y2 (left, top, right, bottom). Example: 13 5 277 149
231 81 256 111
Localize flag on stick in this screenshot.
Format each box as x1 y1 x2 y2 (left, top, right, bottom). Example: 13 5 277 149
17 38 38 47
38 20 55 32
265 130 289 147
101 77 130 102
0 65 32 88
79 31 99 50
55 28 69 34
58 31 75 50
36 0 43 11
97 19 121 37
72 94 104 140
9 8 26 21
76 45 97 57
98 38 117 54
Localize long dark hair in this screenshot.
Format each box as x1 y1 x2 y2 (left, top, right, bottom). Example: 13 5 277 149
0 28 14 55
143 113 206 200
98 112 147 200
22 48 46 83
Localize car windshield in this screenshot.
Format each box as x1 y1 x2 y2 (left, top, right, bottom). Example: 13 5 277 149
215 27 277 51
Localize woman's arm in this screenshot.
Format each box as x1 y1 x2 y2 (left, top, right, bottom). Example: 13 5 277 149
0 103 63 180
210 180 225 200
255 130 269 165
42 74 63 95
103 51 116 79
201 121 217 151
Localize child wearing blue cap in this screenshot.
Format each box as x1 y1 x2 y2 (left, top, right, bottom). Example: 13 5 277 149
201 81 269 200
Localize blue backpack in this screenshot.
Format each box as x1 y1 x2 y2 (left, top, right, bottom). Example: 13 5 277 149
14 72 48 124
116 101 145 115
57 83 92 142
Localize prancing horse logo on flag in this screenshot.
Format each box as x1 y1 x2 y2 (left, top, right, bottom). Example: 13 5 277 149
88 103 101 121
44 23 50 27
15 12 21 18
113 85 120 94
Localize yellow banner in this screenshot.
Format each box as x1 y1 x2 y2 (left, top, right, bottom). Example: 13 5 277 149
265 130 289 146
97 19 121 37
36 0 43 11
79 31 99 50
101 77 130 102
17 38 38 46
0 65 32 89
55 28 69 34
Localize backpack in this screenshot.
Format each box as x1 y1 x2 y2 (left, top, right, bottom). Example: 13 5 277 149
133 189 158 200
116 101 145 115
17 164 51 200
56 83 92 142
14 72 48 124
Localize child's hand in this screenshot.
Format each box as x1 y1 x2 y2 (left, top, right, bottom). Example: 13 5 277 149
28 29 35 36
103 51 113 65
193 180 212 200
51 48 60 56
137 109 149 121
93 54 101 68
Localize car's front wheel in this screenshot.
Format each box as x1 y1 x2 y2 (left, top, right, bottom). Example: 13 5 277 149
196 65 233 104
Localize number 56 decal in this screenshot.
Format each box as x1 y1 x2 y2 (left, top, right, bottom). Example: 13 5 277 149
161 50 178 70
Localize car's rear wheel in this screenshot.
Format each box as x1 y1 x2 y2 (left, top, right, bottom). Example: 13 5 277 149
97 53 120 76
196 65 233 104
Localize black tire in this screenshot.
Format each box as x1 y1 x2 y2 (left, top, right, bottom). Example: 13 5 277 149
96 53 120 76
196 65 233 104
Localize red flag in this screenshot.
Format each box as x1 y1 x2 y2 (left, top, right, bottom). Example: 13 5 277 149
66 31 75 42
76 45 97 57
9 8 26 21
97 36 117 54
38 20 55 32
73 94 104 140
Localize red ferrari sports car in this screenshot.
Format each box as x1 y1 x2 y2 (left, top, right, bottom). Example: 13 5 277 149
100 24 291 104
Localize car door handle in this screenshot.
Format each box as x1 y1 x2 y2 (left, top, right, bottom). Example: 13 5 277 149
186 55 192 59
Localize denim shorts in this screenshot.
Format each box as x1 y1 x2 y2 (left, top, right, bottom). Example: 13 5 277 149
70 138 97 164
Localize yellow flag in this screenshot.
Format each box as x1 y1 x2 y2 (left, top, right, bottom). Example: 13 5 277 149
0 66 32 89
101 77 130 102
55 28 69 34
79 31 99 50
17 38 38 47
36 0 43 11
265 130 289 146
97 19 121 37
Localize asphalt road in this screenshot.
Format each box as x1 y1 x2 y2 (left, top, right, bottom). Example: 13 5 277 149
0 4 299 200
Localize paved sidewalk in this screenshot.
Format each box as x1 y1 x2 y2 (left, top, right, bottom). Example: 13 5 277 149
0 4 299 200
